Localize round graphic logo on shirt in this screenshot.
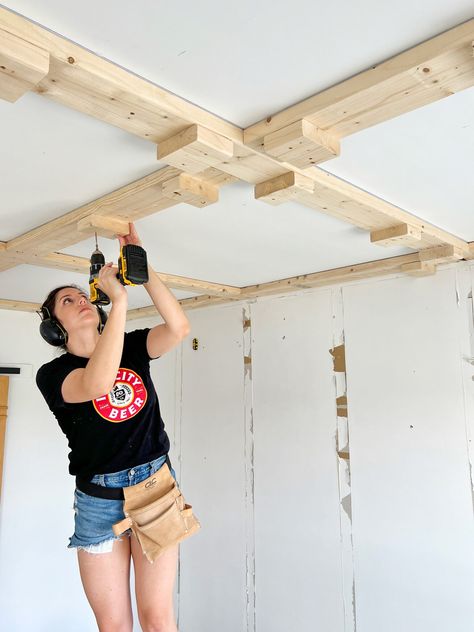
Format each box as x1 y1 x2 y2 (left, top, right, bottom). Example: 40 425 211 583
93 368 148 423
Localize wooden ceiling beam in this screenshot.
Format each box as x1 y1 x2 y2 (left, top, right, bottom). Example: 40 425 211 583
0 28 49 102
2 243 473 317
255 170 470 253
244 19 474 162
0 7 242 144
0 248 241 297
0 164 235 273
0 8 472 274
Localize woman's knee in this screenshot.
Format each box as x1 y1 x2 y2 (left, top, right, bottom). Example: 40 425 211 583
138 608 176 632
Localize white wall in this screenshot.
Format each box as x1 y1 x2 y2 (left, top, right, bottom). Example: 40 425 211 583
1 262 474 632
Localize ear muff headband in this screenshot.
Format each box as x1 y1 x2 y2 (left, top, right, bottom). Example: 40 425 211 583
38 305 108 347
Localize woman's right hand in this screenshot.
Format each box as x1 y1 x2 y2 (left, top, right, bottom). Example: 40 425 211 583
97 262 127 304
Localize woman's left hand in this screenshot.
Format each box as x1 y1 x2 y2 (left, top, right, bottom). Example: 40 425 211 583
117 222 142 248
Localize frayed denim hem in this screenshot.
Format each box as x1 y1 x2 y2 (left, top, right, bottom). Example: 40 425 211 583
68 531 131 555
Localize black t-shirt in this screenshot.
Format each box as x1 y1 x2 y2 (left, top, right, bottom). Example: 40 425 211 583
35 328 170 478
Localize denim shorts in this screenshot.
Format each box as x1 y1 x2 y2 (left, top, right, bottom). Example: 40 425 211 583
68 455 177 554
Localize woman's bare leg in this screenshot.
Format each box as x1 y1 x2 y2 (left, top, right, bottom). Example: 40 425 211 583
77 536 133 632
131 535 179 632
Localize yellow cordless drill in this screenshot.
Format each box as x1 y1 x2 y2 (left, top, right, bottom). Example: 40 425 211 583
89 233 149 305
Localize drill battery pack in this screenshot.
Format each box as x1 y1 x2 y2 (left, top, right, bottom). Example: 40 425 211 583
118 244 149 286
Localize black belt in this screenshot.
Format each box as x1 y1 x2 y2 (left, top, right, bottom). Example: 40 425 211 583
75 454 172 500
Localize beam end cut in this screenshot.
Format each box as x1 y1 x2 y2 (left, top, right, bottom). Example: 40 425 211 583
161 173 219 207
370 223 423 248
263 119 340 168
255 171 314 205
157 124 234 174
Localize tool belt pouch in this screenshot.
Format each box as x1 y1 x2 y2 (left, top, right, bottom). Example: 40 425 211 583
112 463 200 563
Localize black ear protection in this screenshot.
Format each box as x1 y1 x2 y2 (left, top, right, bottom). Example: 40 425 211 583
37 305 108 347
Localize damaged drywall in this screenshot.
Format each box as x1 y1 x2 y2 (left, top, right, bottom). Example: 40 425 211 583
331 287 357 632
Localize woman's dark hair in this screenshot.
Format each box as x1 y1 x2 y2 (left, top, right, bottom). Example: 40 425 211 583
40 284 88 352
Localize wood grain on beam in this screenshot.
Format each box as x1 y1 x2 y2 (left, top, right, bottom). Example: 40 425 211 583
400 261 437 276
0 375 9 498
77 215 131 239
244 19 474 151
370 224 423 248
263 119 340 168
161 172 219 207
3 167 183 259
0 28 49 102
158 125 235 173
255 170 470 252
0 299 41 312
0 7 242 144
239 253 423 298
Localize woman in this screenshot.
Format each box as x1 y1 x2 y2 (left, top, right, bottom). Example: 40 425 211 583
36 223 190 632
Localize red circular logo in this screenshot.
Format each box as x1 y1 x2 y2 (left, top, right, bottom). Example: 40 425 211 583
93 368 148 423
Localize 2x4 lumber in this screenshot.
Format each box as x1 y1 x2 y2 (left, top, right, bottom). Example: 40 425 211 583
370 224 423 248
239 253 423 298
2 244 474 317
417 244 466 263
1 166 183 262
0 28 49 102
0 7 242 145
0 248 240 297
263 119 340 168
77 215 131 239
1 7 469 259
127 294 236 320
158 125 235 174
244 19 474 152
0 298 41 312
0 375 9 497
400 261 437 276
255 170 470 252
161 173 219 207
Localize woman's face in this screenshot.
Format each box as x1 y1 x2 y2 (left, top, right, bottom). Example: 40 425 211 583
54 287 99 334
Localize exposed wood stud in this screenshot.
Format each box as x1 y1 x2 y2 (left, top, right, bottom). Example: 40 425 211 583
263 119 340 168
158 124 235 174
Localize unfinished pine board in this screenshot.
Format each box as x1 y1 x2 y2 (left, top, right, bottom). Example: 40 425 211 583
1 7 469 264
76 215 131 239
263 119 340 168
178 304 248 632
0 7 242 145
342 270 474 632
0 375 8 498
158 124 235 174
161 172 219 207
0 28 49 102
255 170 470 252
250 291 344 632
244 19 474 151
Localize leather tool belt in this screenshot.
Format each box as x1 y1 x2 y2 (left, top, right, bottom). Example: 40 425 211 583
76 456 201 562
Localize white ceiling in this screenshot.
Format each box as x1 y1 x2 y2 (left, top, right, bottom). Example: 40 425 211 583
0 0 473 306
